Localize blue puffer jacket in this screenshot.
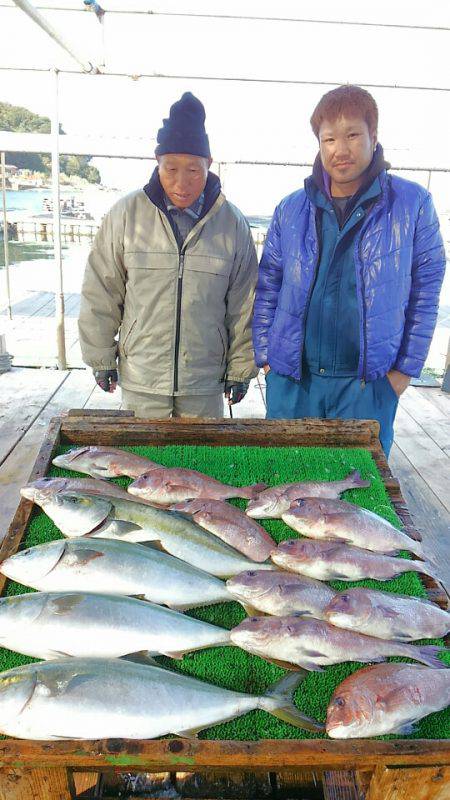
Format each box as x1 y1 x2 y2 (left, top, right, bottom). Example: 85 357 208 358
253 172 446 381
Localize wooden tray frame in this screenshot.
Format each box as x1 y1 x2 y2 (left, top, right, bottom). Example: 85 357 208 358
0 412 448 800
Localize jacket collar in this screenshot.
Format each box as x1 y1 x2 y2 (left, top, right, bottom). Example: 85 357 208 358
143 167 221 221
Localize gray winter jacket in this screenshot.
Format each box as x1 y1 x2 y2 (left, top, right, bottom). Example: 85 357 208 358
78 172 258 395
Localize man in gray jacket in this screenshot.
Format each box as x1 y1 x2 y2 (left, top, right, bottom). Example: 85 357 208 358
78 92 258 417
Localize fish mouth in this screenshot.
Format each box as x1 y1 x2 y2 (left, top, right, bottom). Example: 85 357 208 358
54 447 90 465
20 486 39 501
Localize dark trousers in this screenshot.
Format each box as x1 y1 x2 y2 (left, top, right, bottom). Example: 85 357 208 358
265 370 399 457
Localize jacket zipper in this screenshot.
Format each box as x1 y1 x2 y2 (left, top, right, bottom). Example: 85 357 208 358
173 251 185 393
299 209 320 378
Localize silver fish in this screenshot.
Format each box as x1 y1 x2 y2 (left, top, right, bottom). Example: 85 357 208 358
271 539 440 583
230 615 447 671
0 591 231 660
21 482 274 578
170 499 275 562
327 663 450 738
128 467 267 504
282 498 425 557
0 658 323 739
52 446 161 479
246 471 370 518
0 538 233 609
324 587 450 641
226 570 336 619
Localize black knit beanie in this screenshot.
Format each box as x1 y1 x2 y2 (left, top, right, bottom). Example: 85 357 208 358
155 92 211 158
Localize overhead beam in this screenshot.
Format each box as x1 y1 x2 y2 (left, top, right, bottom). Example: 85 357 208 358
12 0 98 73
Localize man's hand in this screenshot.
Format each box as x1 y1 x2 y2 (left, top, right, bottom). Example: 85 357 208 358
94 369 118 393
224 380 249 405
386 369 410 398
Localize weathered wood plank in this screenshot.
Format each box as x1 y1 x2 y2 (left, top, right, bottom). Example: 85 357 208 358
175 770 272 797
366 764 450 800
322 770 360 800
393 405 450 513
0 368 68 467
389 443 450 595
399 387 450 453
275 769 320 797
84 384 123 411
0 766 72 800
0 415 61 594
414 387 450 422
0 370 94 551
0 739 448 772
71 770 101 797
58 417 380 448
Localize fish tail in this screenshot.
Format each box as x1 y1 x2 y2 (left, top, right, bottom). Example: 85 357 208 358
260 671 324 732
239 483 268 499
347 470 371 489
406 539 426 559
414 645 448 669
416 560 442 582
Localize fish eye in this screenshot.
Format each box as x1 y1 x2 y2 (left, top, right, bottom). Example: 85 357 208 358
334 697 346 707
247 571 256 577
341 595 349 602
249 617 259 623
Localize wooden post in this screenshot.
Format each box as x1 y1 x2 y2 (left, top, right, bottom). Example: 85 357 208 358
366 764 450 800
51 68 67 371
442 335 450 394
1 151 12 319
0 767 72 800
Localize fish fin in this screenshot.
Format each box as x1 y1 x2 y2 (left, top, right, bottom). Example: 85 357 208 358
262 671 324 732
329 572 351 580
346 470 371 490
92 520 144 539
392 720 419 736
120 651 160 667
160 650 185 660
262 656 302 671
239 483 269 499
242 603 263 617
140 539 166 552
378 605 401 619
416 645 448 669
295 662 325 672
391 631 414 642
174 727 202 739
300 649 327 659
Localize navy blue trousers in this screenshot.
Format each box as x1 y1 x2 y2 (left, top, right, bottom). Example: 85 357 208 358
265 370 399 457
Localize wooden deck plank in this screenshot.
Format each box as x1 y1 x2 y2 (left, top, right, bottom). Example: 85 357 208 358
392 404 450 514
0 368 68 467
389 443 450 593
414 386 450 426
0 369 96 543
399 386 450 453
0 291 54 319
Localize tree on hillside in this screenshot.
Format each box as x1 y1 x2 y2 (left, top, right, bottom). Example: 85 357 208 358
0 101 101 183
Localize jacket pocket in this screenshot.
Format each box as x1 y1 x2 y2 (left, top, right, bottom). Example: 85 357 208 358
120 318 137 357
217 327 227 365
382 374 399 403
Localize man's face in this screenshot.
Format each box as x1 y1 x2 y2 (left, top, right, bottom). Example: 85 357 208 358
318 115 377 196
157 153 211 209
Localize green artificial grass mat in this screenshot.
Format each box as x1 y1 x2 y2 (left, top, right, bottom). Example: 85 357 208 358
2 443 449 742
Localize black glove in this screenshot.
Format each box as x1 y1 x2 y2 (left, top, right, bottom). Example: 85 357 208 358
224 380 249 405
94 369 118 393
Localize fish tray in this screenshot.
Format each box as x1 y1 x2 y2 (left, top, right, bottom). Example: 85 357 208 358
0 412 448 800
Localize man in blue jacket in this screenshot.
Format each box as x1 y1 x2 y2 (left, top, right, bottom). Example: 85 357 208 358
253 85 446 456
